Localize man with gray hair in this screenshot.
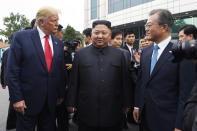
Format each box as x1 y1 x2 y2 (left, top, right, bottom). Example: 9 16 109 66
7 6 65 131
133 9 196 131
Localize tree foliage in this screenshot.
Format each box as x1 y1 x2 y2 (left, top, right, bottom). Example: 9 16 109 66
62 25 77 41
0 12 30 43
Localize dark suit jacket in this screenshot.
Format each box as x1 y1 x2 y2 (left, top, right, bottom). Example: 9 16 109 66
67 45 131 127
183 80 197 131
135 42 196 130
7 28 65 115
1 48 9 86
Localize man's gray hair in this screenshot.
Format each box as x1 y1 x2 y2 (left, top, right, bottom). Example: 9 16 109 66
149 9 174 32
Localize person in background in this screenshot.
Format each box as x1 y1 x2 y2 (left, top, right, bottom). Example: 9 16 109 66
83 28 92 47
111 29 137 130
55 24 63 40
178 24 197 43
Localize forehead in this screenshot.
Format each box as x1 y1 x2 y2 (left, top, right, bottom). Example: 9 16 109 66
48 14 59 19
179 30 184 34
93 24 110 31
147 13 159 24
126 33 135 37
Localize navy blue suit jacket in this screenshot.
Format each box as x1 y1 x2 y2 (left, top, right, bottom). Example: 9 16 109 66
135 42 196 130
7 28 65 115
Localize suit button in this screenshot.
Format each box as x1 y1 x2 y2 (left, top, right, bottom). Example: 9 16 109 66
101 80 104 82
100 68 103 71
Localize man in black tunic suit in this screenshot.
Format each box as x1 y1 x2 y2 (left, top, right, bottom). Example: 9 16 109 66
67 20 131 131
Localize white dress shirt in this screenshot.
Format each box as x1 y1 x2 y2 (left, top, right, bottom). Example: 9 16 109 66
153 36 171 60
126 44 133 54
37 26 54 55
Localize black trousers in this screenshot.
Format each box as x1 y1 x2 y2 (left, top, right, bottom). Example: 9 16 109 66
6 102 17 130
16 102 55 131
56 101 69 131
78 121 122 131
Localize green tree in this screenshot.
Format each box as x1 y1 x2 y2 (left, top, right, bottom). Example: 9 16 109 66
62 25 77 41
172 18 186 39
0 12 30 43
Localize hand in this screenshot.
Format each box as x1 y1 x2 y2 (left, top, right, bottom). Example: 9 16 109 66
124 107 130 114
1 85 6 89
133 50 141 64
174 128 182 131
133 108 140 123
13 100 27 115
57 98 64 105
67 106 75 113
66 64 72 70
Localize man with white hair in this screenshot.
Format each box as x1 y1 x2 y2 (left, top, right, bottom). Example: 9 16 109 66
7 6 65 131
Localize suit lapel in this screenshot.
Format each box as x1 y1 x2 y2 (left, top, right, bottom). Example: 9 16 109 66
31 29 47 71
150 42 173 79
50 36 58 73
144 45 154 80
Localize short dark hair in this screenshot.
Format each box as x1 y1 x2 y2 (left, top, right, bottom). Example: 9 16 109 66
83 28 92 37
111 29 122 39
92 20 111 29
179 25 197 39
124 30 135 38
149 9 174 32
57 24 63 32
31 19 36 29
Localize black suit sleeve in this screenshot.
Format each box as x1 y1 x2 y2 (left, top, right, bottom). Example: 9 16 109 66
175 59 196 129
1 51 6 86
66 52 79 107
121 51 132 108
57 41 66 99
183 82 197 131
7 33 24 103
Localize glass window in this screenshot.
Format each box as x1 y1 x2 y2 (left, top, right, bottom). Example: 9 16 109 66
193 16 197 27
91 0 97 19
108 0 153 14
124 0 131 9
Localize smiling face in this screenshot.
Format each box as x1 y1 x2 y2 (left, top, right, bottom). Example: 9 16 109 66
145 13 168 44
91 24 111 48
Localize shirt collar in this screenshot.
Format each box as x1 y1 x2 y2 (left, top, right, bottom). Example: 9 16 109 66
126 44 133 48
37 26 51 40
92 44 109 55
154 36 171 50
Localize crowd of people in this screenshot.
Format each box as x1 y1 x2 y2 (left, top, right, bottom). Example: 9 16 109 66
1 6 197 131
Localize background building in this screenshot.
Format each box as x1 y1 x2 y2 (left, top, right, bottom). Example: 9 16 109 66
84 0 197 48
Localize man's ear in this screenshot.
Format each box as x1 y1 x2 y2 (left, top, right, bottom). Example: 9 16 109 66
188 34 194 40
162 24 168 32
38 19 45 26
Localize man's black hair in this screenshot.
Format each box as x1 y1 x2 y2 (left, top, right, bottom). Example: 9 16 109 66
124 30 135 38
179 25 197 39
83 28 92 37
149 9 174 32
31 19 36 29
111 29 122 39
57 24 63 32
92 20 111 29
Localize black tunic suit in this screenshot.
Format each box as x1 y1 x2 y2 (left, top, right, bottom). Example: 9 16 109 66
67 45 131 129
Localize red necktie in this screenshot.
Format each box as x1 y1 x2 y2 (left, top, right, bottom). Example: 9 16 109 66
44 35 53 72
